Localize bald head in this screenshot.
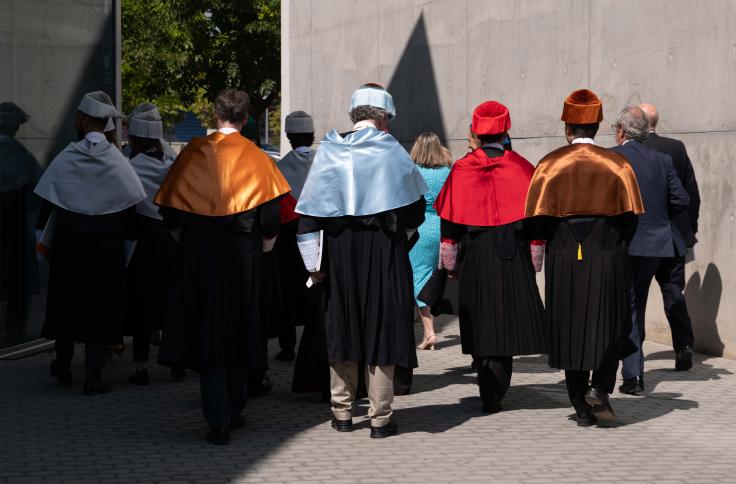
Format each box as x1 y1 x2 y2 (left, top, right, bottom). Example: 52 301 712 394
638 103 659 131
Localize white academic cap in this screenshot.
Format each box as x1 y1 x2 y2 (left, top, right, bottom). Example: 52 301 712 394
350 83 396 119
285 111 314 134
0 102 30 128
127 102 163 139
78 91 122 119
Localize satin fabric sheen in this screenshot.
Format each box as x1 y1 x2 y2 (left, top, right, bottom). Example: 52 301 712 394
525 143 644 218
434 149 535 227
277 149 315 201
34 139 146 215
129 152 173 220
295 127 428 217
154 132 290 216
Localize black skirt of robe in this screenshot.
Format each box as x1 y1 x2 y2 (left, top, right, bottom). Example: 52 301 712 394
458 224 547 357
158 201 280 371
42 207 133 345
276 219 310 325
125 213 177 335
291 284 330 393
540 215 637 371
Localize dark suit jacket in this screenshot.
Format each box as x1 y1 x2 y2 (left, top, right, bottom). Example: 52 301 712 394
610 141 689 258
644 132 701 247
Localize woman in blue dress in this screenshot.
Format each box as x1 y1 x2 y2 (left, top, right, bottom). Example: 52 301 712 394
408 132 452 350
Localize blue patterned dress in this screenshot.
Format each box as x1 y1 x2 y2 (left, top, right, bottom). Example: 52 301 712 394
409 165 451 307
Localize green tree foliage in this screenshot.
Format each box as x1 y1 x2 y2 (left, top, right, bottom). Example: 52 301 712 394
122 0 280 129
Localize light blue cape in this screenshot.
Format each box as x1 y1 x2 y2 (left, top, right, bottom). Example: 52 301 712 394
295 127 428 217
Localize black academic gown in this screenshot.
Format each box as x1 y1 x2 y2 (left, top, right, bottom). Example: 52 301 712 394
296 198 425 391
43 206 135 345
157 199 281 371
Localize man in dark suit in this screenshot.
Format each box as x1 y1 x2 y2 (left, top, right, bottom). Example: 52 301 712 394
610 106 690 394
639 103 700 371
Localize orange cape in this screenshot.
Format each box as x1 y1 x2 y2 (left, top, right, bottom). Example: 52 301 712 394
524 143 644 217
155 132 290 216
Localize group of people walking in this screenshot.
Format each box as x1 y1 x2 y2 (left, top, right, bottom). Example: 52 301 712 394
34 82 699 444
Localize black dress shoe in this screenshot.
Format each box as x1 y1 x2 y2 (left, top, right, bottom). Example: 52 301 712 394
128 369 149 386
247 375 274 398
482 400 503 414
171 366 186 381
576 411 598 427
619 377 644 395
275 350 296 361
231 415 246 430
331 418 353 432
370 420 397 439
206 429 231 445
83 381 112 396
584 387 615 421
49 360 73 386
675 346 693 371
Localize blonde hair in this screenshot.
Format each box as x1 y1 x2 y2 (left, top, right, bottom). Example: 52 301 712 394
410 132 453 168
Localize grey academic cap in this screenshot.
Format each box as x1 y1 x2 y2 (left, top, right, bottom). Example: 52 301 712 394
127 102 163 139
78 91 122 119
0 102 30 128
285 111 315 134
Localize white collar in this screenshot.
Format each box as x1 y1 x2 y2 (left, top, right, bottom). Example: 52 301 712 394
218 127 239 135
294 145 312 154
481 142 505 151
85 131 107 144
571 137 596 145
622 139 634 146
353 120 377 131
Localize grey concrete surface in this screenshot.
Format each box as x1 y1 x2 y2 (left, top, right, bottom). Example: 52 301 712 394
2 317 736 483
282 0 736 358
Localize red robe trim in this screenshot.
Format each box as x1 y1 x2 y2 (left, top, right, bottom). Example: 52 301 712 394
434 149 535 227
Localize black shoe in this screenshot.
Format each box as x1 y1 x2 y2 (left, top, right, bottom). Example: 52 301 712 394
482 400 503 414
331 418 353 432
231 415 246 430
275 350 296 361
206 429 231 445
83 381 112 396
129 369 149 386
370 420 397 439
171 366 186 381
619 377 644 395
247 375 274 398
576 411 598 427
584 388 615 421
49 360 73 386
675 346 693 371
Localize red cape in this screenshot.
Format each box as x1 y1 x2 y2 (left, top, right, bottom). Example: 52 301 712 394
434 149 535 227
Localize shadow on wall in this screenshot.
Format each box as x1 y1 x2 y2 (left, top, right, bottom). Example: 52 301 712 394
387 13 447 146
685 263 725 356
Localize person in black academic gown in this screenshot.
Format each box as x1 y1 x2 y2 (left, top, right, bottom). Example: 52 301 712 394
155 90 291 445
295 84 427 438
34 91 146 395
124 103 179 385
434 101 547 414
525 89 644 426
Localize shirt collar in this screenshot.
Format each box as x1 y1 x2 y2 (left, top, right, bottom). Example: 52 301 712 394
218 127 239 135
85 131 107 144
481 142 505 151
571 137 596 145
294 146 312 154
622 139 634 145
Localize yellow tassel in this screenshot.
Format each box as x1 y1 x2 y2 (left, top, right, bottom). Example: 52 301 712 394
577 243 583 261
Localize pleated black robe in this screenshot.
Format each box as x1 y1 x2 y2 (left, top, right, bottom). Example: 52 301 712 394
534 215 638 371
157 199 281 371
43 206 135 345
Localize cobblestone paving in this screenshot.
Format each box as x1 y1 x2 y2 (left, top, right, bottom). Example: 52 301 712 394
2 315 736 483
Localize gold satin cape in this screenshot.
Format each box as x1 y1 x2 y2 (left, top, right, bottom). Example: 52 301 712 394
155 132 291 216
525 143 644 217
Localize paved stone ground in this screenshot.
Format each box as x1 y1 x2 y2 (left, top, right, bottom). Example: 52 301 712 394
2 314 736 483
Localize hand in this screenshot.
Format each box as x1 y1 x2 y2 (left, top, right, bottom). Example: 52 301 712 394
448 270 459 280
309 271 325 284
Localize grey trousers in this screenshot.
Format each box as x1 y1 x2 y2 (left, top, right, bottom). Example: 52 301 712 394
330 362 394 427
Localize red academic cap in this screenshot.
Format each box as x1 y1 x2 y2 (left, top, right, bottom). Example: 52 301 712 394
471 101 511 135
561 89 603 124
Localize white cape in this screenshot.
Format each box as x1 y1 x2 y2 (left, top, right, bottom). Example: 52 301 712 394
128 152 174 220
34 138 146 215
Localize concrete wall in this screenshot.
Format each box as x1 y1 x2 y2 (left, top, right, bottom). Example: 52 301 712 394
282 0 736 358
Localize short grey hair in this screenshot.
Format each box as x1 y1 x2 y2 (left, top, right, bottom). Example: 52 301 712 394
349 105 389 124
616 106 649 142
